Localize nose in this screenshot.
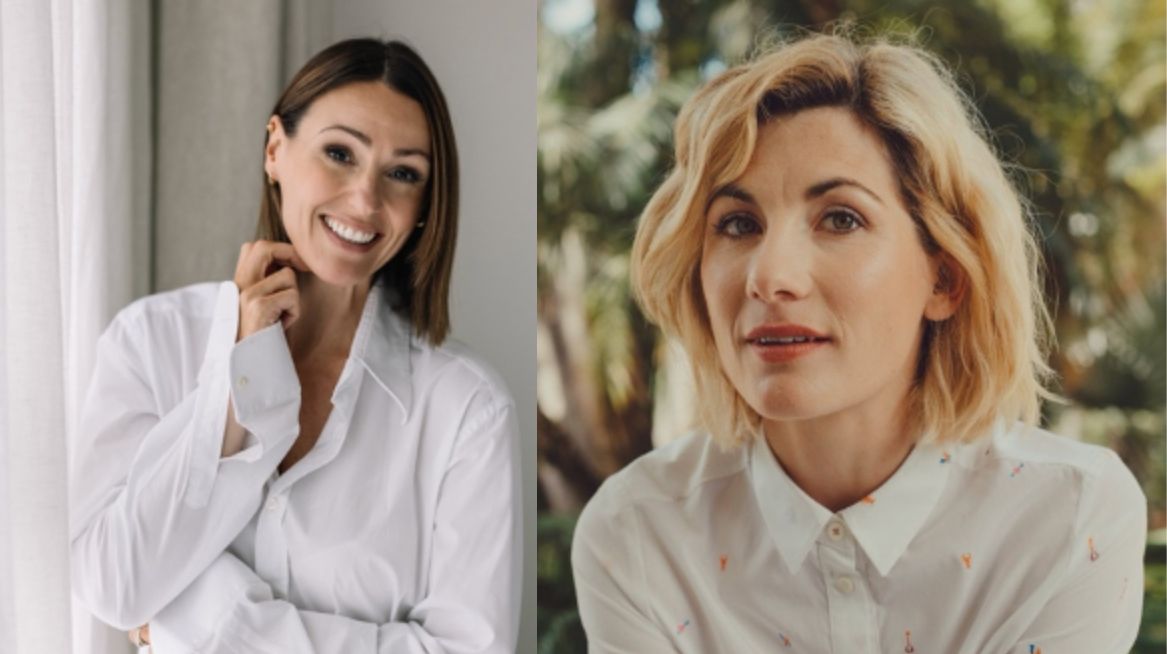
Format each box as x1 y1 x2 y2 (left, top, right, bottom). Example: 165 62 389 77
746 227 813 301
347 169 381 217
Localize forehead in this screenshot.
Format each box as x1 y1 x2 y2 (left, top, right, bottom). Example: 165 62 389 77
298 81 430 150
740 106 898 193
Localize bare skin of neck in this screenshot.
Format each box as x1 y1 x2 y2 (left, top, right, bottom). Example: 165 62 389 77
284 270 369 363
762 378 918 514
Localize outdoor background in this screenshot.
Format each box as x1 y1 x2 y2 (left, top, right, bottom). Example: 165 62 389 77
535 0 1166 651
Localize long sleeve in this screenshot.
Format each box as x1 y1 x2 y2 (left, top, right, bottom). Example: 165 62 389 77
148 392 521 654
1007 450 1146 653
70 282 303 630
572 479 675 654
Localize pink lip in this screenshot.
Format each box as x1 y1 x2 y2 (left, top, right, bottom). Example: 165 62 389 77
744 324 831 363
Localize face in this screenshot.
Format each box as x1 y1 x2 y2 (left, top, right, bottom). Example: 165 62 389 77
264 81 432 287
699 107 957 426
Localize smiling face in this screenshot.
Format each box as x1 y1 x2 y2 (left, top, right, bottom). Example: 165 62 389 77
699 106 957 426
264 81 432 287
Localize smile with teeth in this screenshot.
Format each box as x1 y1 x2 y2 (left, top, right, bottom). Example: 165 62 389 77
324 216 378 244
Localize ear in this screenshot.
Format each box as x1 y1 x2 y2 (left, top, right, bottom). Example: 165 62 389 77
264 115 286 183
924 254 965 322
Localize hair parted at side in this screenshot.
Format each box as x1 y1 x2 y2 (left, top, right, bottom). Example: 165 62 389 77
257 38 459 345
630 29 1059 448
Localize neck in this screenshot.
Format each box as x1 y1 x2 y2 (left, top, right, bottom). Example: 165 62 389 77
762 390 917 513
284 271 370 362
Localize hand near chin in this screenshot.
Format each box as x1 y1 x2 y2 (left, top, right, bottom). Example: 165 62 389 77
234 240 310 342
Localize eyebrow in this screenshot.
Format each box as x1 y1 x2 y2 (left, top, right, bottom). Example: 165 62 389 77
704 184 756 213
705 176 885 213
318 124 431 159
806 177 885 206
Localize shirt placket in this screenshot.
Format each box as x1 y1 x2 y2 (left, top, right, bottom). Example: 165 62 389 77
818 517 876 653
255 478 291 597
252 363 363 600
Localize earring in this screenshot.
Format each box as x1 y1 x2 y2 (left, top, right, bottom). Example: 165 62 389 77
267 174 277 186
416 221 426 229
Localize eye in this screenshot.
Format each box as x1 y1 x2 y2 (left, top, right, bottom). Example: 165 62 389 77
386 166 423 184
820 208 864 233
324 145 354 165
713 213 763 238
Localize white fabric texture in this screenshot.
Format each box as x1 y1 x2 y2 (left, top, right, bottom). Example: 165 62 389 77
1 0 148 651
573 422 1146 653
71 281 521 653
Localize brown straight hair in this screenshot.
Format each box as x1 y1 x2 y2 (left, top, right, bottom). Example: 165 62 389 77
257 38 458 345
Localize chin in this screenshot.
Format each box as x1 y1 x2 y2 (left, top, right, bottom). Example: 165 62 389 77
742 379 828 422
307 263 377 288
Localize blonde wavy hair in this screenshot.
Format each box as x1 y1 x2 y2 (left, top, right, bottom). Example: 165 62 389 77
631 31 1058 448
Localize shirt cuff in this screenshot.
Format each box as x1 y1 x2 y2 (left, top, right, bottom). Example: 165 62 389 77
184 282 299 507
228 321 301 441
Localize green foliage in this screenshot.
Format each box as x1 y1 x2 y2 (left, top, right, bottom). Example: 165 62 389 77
1135 541 1166 652
537 514 586 652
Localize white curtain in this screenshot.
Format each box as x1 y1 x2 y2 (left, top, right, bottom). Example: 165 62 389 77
1 1 328 651
1 0 146 651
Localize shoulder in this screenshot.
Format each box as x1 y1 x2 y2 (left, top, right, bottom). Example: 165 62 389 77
575 432 746 541
104 281 227 346
965 421 1145 526
408 335 515 422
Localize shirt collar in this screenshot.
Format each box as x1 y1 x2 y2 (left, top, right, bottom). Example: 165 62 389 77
749 435 951 577
348 283 413 419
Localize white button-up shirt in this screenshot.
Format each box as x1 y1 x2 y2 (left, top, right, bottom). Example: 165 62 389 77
573 422 1145 653
70 281 521 653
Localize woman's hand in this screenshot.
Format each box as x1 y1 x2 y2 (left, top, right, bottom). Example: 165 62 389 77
128 624 151 651
233 241 309 342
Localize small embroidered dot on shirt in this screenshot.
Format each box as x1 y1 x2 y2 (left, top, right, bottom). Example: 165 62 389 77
904 629 916 652
939 451 951 464
861 494 876 505
676 619 690 635
1009 462 1025 477
1088 537 1100 562
1029 645 1042 654
778 633 791 646
960 553 973 569
719 554 728 571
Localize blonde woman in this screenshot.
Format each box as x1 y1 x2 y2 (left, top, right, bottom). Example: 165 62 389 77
572 33 1145 653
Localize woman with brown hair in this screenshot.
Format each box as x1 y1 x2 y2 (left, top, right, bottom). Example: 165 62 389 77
70 39 520 653
572 31 1145 652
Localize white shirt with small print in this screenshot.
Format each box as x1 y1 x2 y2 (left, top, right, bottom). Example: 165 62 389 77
70 281 521 653
572 422 1145 653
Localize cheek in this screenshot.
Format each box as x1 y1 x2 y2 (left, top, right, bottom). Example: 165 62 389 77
831 243 932 343
284 163 337 212
699 248 744 346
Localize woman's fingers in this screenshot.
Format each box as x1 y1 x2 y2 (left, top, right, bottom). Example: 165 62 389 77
234 240 309 290
234 240 305 341
238 275 301 339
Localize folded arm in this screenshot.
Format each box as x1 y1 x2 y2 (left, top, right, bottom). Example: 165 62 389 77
149 395 522 653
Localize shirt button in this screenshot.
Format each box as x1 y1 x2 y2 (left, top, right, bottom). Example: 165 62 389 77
835 575 855 594
265 496 281 512
826 520 845 541
237 375 249 389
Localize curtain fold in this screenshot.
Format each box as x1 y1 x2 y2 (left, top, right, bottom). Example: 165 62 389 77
1 1 338 651
1 1 76 652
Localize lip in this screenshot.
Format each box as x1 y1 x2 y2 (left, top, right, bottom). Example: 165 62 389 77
744 324 831 363
320 214 381 253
